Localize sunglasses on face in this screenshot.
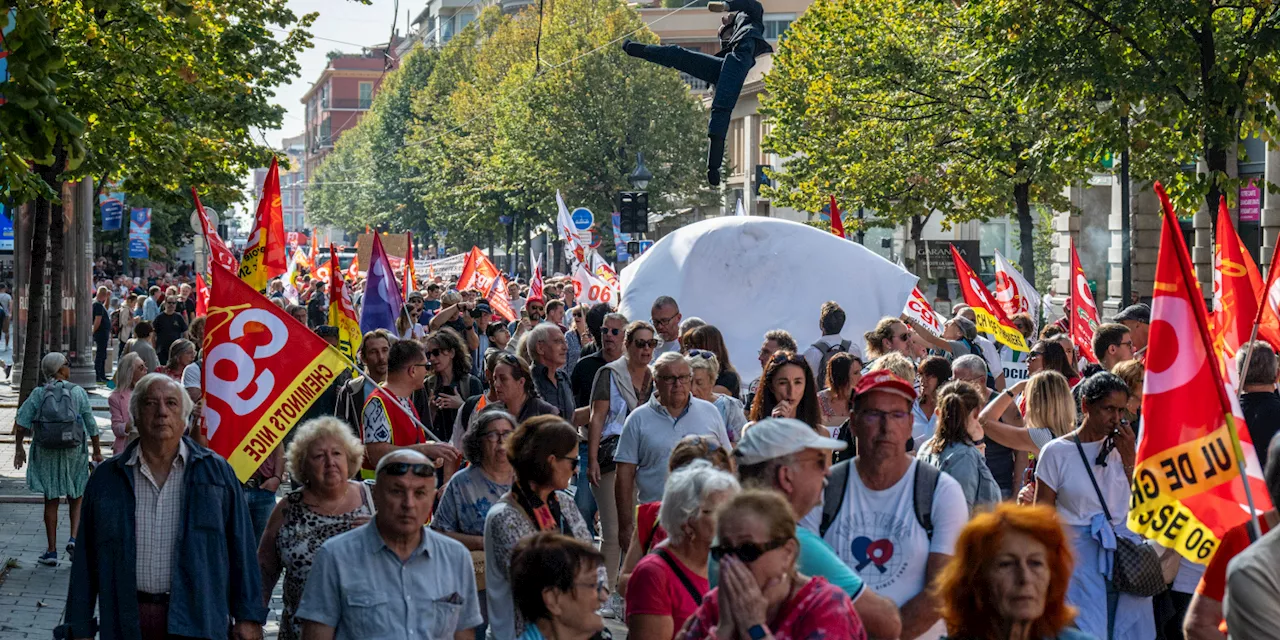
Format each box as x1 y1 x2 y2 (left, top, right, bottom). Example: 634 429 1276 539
378 462 435 478
603 327 622 336
711 537 790 563
427 348 446 358
573 312 583 319
632 339 659 349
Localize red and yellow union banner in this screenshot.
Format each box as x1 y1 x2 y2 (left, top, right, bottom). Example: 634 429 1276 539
203 263 347 481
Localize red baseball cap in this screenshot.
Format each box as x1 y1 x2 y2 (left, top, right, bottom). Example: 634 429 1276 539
854 369 917 403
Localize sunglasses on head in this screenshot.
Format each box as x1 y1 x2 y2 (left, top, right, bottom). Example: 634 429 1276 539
687 349 715 359
770 352 804 366
378 462 435 478
710 537 790 563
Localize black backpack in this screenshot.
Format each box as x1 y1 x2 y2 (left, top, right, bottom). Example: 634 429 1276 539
812 339 851 388
820 458 941 540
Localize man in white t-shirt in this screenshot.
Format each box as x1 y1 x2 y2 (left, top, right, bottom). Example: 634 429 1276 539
821 369 967 640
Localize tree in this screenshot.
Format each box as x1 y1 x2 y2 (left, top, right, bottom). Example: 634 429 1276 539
763 0 1097 283
963 0 1280 215
309 0 712 258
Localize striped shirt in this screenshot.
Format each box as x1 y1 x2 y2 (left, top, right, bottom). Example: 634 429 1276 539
128 440 188 594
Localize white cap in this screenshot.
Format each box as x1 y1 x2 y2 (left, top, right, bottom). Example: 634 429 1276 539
734 418 848 466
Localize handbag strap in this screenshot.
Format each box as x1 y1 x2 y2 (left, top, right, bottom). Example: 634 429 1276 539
656 549 704 605
1073 436 1114 524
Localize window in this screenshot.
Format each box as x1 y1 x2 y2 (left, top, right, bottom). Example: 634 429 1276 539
763 14 795 40
458 11 475 31
282 191 292 207
297 214 306 229
298 191 305 208
359 82 373 109
284 213 294 228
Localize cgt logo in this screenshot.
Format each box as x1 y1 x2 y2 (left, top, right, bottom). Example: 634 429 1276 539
204 309 288 438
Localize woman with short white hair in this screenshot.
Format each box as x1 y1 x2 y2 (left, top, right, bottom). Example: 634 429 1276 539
14 352 104 566
257 417 372 640
625 460 739 640
686 352 747 443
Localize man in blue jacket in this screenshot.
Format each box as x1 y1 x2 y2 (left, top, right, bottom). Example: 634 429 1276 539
59 373 266 640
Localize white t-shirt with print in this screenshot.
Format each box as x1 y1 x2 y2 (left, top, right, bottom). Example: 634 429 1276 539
1035 436 1130 527
823 458 968 640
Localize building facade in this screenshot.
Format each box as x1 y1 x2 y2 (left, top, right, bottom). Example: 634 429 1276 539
300 44 400 179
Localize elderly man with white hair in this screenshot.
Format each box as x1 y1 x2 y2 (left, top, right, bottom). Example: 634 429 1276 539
614 351 730 558
62 373 267 640
14 352 104 567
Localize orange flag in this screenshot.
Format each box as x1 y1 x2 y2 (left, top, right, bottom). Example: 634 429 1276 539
403 232 417 300
948 244 1029 351
202 262 348 481
457 247 502 293
238 157 287 290
1131 183 1271 563
1069 241 1101 363
1213 196 1280 355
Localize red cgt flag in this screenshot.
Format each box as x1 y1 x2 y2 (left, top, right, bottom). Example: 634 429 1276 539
457 247 503 293
1068 241 1101 363
1213 195 1280 355
191 188 239 274
1131 183 1272 564
948 244 1029 351
202 262 348 481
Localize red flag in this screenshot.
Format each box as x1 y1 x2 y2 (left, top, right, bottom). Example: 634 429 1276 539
403 232 417 300
529 256 545 302
195 274 209 316
1130 182 1271 563
948 244 1029 351
1213 196 1280 355
191 188 239 273
1069 241 1101 363
829 195 846 239
483 274 518 322
457 247 502 293
202 262 348 481
347 254 360 281
238 157 287 290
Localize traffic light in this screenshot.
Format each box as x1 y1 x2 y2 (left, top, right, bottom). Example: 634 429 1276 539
617 191 649 234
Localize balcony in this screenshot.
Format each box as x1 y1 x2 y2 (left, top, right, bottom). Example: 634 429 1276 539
680 72 711 93
319 97 373 110
501 0 534 13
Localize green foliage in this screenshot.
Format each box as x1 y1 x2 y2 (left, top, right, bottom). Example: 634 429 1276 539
961 0 1280 215
762 0 1098 285
307 0 712 254
1009 205 1055 293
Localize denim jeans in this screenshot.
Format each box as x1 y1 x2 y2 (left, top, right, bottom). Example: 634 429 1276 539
243 487 277 544
574 441 598 537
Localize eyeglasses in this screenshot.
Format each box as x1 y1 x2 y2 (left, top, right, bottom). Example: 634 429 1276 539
483 430 514 442
1119 340 1135 349
652 315 677 326
711 537 791 563
687 349 715 359
858 409 911 425
573 312 583 319
658 374 692 385
427 348 446 358
378 462 435 477
632 339 659 349
1028 351 1044 361
894 332 911 342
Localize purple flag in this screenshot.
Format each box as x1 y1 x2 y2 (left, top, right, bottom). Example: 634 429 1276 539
360 233 404 334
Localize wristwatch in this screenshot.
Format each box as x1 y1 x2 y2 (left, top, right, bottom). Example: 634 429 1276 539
747 624 768 640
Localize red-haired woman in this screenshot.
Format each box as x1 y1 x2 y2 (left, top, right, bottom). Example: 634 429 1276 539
935 503 1093 640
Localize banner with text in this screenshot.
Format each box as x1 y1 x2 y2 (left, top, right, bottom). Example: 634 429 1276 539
128 207 151 258
948 244 1028 351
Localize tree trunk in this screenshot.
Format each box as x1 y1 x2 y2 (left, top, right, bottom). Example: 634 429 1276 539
1014 180 1035 285
19 169 57 406
907 214 926 275
47 181 66 354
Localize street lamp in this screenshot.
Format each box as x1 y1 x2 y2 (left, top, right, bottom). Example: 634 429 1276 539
629 152 653 191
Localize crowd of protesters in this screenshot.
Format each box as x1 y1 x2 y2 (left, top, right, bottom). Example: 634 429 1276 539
10 263 1280 640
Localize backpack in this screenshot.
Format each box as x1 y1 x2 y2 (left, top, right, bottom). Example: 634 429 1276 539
819 458 940 540
812 339 852 388
32 381 85 450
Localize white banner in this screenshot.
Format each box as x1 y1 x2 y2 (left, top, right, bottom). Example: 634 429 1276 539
904 286 946 336
572 264 618 307
412 251 469 281
993 249 1051 326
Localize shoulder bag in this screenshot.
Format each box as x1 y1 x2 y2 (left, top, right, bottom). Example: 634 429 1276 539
1073 436 1166 597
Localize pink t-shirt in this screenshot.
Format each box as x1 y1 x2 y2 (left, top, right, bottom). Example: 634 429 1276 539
676 576 866 640
626 550 708 638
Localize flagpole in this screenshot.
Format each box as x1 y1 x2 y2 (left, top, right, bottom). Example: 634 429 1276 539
1158 183 1263 543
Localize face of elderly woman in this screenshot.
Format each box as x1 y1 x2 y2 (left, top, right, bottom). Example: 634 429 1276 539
717 511 797 603
481 419 515 468
691 368 716 402
684 489 731 545
306 436 350 488
986 529 1051 624
546 562 606 634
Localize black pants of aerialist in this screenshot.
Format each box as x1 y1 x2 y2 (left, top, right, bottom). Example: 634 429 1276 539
628 38 759 139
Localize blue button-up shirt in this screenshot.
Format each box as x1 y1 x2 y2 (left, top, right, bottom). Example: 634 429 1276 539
296 522 483 640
